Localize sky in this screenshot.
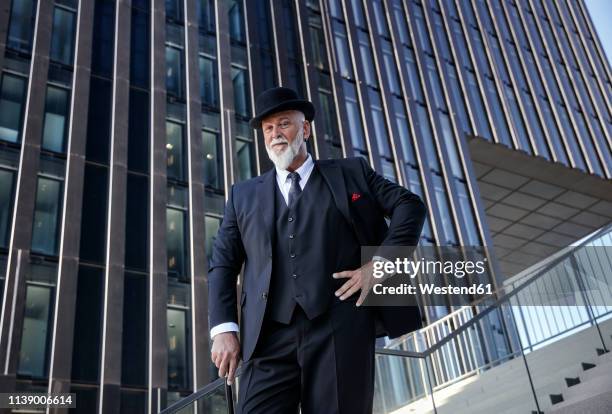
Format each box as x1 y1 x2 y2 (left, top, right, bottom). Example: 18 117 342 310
584 0 612 66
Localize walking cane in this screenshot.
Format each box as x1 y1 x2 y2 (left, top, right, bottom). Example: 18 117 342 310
225 382 235 414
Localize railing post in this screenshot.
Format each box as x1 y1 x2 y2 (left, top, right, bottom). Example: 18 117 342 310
425 354 437 414
570 253 609 353
507 302 542 413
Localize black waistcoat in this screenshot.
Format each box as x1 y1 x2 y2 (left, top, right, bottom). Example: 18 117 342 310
268 166 362 323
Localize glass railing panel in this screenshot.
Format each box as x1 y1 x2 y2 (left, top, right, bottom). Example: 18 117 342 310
431 303 538 414
373 352 434 414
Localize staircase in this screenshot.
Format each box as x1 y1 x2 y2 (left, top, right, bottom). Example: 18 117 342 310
548 340 612 413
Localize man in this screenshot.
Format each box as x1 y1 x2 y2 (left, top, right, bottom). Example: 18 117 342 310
208 87 426 413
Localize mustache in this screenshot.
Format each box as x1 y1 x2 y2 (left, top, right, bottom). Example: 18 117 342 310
269 137 289 147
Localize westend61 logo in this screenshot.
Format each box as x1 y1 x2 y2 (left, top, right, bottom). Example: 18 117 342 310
372 257 488 279
361 246 495 306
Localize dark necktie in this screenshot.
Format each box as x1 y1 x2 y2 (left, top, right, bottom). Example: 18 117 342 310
288 171 301 208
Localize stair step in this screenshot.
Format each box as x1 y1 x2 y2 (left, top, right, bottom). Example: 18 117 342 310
565 377 580 387
581 362 596 371
595 347 609 356
550 393 564 405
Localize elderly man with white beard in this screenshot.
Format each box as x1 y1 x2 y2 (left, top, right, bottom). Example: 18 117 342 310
208 87 427 413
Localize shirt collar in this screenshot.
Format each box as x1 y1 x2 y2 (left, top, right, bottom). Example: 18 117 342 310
275 153 314 183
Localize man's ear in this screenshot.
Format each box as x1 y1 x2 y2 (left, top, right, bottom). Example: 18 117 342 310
303 120 311 140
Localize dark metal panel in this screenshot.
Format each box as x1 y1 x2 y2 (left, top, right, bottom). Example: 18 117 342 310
0 0 53 377
98 0 132 412
148 0 168 411
183 0 211 391
46 0 96 409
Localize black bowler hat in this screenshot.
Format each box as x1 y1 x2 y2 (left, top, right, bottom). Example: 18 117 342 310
249 87 315 129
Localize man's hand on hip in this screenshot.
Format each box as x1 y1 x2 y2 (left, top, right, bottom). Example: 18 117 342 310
211 332 241 385
333 261 375 306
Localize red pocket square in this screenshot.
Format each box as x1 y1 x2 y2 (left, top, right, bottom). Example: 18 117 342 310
351 193 361 202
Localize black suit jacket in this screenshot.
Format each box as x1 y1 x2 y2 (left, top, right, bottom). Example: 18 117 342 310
208 157 427 361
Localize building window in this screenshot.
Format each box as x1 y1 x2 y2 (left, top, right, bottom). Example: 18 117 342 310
7 0 36 53
131 8 150 89
333 21 353 79
125 174 148 271
165 0 183 22
202 130 222 190
50 7 76 66
128 88 150 173
0 74 26 144
198 0 215 32
167 307 189 389
167 207 187 279
236 138 254 182
86 77 112 164
456 182 480 246
205 215 221 266
433 174 458 245
166 121 185 182
358 31 377 88
42 86 69 153
372 0 389 37
121 273 147 386
228 0 245 43
231 67 249 118
369 91 391 157
91 0 115 77
199 56 218 108
17 284 53 378
416 105 441 172
31 177 62 256
166 46 184 99
71 265 104 381
0 169 15 249
342 81 366 153
79 164 109 264
382 41 401 95
393 97 416 166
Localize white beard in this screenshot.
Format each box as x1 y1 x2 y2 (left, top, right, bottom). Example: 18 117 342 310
265 128 305 170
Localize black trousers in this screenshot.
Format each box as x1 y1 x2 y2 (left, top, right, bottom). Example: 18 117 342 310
237 301 376 414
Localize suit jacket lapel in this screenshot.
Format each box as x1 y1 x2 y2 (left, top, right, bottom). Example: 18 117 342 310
317 161 352 227
256 168 276 249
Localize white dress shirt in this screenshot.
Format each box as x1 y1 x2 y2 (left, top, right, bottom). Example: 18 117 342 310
210 154 315 339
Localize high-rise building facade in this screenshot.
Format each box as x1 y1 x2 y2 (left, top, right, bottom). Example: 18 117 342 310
0 0 610 412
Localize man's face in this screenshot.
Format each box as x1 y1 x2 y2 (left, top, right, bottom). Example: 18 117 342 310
261 110 310 170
